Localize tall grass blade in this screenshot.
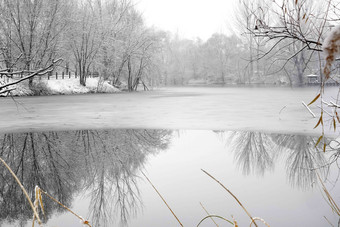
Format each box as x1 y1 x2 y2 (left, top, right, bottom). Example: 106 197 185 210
201 169 259 227
141 171 183 227
0 157 42 225
324 216 335 227
197 215 233 226
250 217 271 227
317 173 340 216
199 202 219 227
38 187 92 227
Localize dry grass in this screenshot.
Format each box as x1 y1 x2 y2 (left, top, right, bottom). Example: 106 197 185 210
250 217 271 227
0 157 91 227
141 171 183 226
197 215 234 226
0 157 42 225
142 169 271 227
199 202 220 226
37 186 92 227
323 25 340 81
201 169 265 227
317 173 340 217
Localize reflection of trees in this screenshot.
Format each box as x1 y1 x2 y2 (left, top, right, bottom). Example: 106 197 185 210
217 131 329 189
0 132 76 224
72 129 171 226
272 134 328 189
0 129 171 226
226 131 274 175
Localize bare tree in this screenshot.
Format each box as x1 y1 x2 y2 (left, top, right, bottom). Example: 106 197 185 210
0 59 61 96
67 0 104 86
243 0 336 85
0 0 68 87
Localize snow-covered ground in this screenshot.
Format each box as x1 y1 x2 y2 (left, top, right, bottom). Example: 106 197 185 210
1 77 120 96
44 78 120 94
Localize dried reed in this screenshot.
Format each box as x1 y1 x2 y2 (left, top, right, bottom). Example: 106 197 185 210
199 202 219 227
201 169 263 227
141 171 183 226
37 186 92 227
323 25 340 81
249 217 271 227
317 173 340 217
0 156 91 227
0 157 42 225
196 215 233 226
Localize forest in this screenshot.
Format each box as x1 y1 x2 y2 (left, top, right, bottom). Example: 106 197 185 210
0 0 339 95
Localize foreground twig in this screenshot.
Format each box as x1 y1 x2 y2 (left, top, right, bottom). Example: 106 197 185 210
0 58 62 91
199 202 219 227
197 215 233 226
317 173 340 216
250 217 271 227
201 169 259 227
302 101 316 118
324 216 335 227
141 171 183 226
38 187 92 227
0 157 42 225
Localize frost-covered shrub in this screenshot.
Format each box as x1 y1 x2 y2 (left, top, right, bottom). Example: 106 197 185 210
31 80 52 96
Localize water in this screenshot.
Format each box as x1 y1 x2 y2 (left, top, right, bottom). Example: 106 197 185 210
0 87 338 136
0 129 339 227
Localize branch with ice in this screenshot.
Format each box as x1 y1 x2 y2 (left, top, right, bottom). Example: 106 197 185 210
302 101 316 118
322 99 340 108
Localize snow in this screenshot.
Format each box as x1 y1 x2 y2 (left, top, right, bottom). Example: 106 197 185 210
1 77 120 96
45 78 120 95
0 78 33 96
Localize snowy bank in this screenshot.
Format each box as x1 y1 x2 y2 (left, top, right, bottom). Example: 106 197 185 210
1 77 121 96
45 78 120 95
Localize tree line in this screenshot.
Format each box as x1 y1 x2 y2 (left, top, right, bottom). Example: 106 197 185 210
0 0 339 95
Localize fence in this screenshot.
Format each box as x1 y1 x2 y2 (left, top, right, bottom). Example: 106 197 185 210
45 71 99 80
0 71 99 82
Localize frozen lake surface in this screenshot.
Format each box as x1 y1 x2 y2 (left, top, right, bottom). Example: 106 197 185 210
1 87 340 227
0 87 338 136
0 129 339 227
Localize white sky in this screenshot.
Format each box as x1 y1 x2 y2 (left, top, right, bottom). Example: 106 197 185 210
135 0 236 41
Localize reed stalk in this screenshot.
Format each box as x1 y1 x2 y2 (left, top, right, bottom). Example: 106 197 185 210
141 171 183 226
0 157 42 225
38 187 92 227
201 169 259 227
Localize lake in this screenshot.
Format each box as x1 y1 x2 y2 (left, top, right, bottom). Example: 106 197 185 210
0 87 340 227
0 87 338 136
0 129 339 227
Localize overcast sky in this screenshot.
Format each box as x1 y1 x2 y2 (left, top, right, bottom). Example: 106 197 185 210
135 0 236 41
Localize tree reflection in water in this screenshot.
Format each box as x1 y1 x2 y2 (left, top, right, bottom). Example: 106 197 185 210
272 134 328 189
226 131 274 175
0 129 171 226
217 131 330 189
0 132 75 226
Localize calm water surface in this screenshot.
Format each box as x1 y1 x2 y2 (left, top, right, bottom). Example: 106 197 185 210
0 129 339 227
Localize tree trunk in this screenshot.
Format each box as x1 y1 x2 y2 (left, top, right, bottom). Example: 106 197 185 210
79 62 86 86
127 57 133 91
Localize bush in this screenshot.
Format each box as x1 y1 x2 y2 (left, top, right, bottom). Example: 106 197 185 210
30 80 52 96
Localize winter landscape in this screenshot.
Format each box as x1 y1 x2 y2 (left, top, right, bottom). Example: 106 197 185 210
1 0 340 227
